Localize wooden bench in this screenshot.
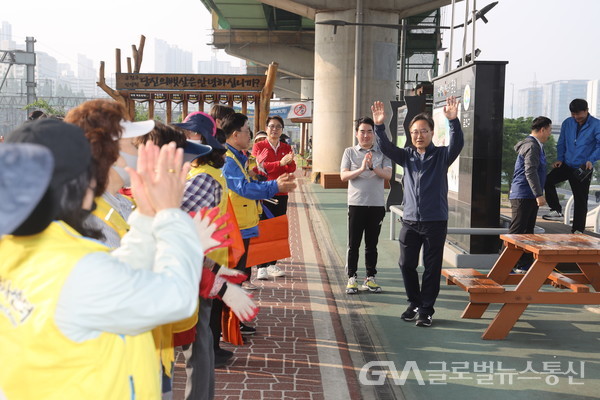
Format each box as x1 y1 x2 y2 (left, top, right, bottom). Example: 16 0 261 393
548 271 590 293
442 268 505 294
320 173 348 189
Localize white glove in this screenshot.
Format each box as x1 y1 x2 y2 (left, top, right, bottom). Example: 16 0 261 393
221 283 259 322
192 207 233 255
215 265 247 285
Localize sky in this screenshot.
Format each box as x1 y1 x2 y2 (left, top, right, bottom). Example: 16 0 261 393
442 0 600 91
1 0 242 75
2 0 599 100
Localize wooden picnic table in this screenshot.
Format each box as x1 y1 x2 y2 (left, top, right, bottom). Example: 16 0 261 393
443 234 600 340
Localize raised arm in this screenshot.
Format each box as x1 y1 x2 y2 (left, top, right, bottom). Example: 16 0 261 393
444 97 464 164
371 101 407 165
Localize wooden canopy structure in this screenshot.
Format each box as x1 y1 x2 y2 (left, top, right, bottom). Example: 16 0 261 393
97 35 278 132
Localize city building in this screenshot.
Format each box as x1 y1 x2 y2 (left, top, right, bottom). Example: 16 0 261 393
154 38 193 73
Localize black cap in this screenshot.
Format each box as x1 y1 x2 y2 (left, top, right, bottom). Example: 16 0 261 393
6 119 92 188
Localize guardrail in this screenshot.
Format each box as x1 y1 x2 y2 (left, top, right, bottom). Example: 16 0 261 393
388 205 544 240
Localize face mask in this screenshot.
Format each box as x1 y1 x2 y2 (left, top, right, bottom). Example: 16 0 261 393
120 151 138 170
112 165 130 187
112 151 137 188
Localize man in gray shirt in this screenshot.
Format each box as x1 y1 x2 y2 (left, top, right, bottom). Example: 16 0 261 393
341 116 392 294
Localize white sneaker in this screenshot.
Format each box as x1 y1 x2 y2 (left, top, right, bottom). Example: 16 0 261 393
542 210 564 221
241 281 258 290
256 267 269 280
267 265 285 277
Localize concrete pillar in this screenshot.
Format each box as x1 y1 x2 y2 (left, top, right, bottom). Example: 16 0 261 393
312 9 399 174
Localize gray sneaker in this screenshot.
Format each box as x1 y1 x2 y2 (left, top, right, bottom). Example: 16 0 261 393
542 210 564 221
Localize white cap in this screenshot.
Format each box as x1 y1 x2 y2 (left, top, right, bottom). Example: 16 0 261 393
119 119 155 139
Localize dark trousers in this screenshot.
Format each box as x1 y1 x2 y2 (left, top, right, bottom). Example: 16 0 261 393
398 220 447 316
182 298 215 400
346 205 386 278
258 194 289 269
544 163 592 232
234 238 251 278
509 198 539 268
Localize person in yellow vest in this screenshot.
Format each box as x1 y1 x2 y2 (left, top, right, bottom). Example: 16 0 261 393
175 113 258 397
0 119 226 400
64 100 164 398
221 112 297 332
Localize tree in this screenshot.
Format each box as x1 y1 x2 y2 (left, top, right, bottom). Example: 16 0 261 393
23 99 64 118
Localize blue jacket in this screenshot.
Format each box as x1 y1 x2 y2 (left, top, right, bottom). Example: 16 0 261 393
557 114 600 168
509 136 546 199
375 119 464 221
222 144 279 238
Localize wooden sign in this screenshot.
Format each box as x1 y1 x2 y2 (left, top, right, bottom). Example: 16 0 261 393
116 73 266 91
233 94 243 103
188 94 200 103
247 94 255 104
219 94 229 104
130 92 150 100
172 93 184 103
152 93 167 103
204 94 215 104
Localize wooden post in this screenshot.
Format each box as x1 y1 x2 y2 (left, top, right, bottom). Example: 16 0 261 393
254 97 260 134
133 35 145 73
166 100 172 123
242 99 248 115
182 101 189 119
258 62 278 131
115 49 121 74
148 100 155 119
96 61 126 106
127 58 132 73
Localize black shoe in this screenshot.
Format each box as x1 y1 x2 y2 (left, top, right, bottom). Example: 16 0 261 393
401 306 418 321
214 349 233 368
215 348 233 358
415 313 432 327
240 323 256 335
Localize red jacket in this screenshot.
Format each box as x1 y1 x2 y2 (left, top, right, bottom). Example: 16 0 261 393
252 141 296 194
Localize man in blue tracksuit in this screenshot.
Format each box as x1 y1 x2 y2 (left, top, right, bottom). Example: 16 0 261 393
371 97 464 327
509 116 552 271
543 99 600 233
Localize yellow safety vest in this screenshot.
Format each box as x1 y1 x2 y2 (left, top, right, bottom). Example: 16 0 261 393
92 195 131 238
225 149 261 230
92 196 190 384
187 163 229 266
0 222 156 399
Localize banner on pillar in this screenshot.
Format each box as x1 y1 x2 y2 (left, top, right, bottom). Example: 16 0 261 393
247 94 255 104
171 93 184 104
219 94 229 104
233 94 243 103
130 92 150 101
152 93 167 103
204 94 215 104
188 94 200 104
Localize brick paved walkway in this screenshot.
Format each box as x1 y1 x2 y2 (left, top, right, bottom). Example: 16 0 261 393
172 179 361 400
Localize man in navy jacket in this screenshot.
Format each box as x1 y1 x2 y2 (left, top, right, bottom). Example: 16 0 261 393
543 99 600 233
371 97 463 327
509 116 552 271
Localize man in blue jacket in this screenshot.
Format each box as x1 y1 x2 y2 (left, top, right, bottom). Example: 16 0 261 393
509 116 552 272
543 99 600 233
371 97 463 327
